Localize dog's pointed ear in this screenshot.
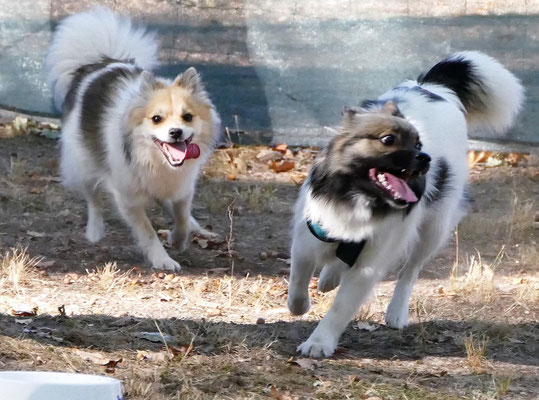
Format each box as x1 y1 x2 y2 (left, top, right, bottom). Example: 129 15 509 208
174 67 202 93
342 106 367 121
340 107 366 132
139 71 166 94
382 101 404 118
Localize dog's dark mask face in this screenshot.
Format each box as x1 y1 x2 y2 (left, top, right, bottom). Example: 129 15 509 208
309 102 430 211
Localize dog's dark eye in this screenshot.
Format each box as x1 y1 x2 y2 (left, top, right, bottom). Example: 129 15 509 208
380 135 395 146
416 141 423 150
182 113 193 122
151 115 162 124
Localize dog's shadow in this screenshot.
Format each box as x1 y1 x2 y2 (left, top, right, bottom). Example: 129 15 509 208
1 313 537 367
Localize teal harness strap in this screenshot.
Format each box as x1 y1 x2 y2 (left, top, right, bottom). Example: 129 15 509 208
306 220 367 267
307 220 336 243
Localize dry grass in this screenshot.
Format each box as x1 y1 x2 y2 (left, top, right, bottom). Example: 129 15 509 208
0 247 40 293
515 277 539 304
464 332 489 374
86 262 132 294
450 248 501 302
518 241 539 271
506 196 535 244
493 374 512 398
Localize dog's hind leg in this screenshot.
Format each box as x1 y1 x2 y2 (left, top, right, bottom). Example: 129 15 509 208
288 228 320 316
160 198 217 253
385 214 457 329
317 260 347 293
83 184 105 243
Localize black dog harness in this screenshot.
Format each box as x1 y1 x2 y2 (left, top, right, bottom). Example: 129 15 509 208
307 220 366 267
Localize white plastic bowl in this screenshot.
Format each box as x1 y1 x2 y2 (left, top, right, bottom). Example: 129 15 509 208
0 371 123 400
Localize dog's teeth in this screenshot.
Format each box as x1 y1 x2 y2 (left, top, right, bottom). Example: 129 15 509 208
386 184 392 190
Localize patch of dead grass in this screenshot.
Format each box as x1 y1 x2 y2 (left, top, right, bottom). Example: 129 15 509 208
464 332 489 374
450 248 501 302
0 247 40 293
493 374 512 398
86 262 132 294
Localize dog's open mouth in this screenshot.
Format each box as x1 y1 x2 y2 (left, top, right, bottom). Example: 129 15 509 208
368 167 418 203
154 135 200 167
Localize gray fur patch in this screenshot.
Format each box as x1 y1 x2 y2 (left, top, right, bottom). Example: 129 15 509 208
425 158 452 204
79 65 140 168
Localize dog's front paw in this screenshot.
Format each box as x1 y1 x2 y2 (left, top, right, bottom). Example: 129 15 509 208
148 243 181 272
297 335 338 358
167 229 189 253
152 255 181 272
385 302 409 329
287 295 310 316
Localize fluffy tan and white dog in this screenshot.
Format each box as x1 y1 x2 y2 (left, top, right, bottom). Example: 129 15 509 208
47 7 220 271
287 51 524 357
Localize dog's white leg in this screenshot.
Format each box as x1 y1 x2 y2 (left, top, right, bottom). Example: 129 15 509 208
83 186 105 243
386 216 454 329
113 192 180 272
167 196 191 253
287 238 318 316
298 266 380 358
317 260 347 293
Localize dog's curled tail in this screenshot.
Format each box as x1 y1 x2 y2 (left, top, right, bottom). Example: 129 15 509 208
46 6 159 110
418 51 524 134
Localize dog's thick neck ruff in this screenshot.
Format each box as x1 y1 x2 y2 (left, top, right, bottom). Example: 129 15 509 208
307 220 366 267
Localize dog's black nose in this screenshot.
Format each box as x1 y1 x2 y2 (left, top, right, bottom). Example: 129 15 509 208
415 152 431 173
169 128 183 140
416 152 431 163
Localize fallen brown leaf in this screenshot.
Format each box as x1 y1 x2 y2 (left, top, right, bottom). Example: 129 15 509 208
270 160 295 173
273 143 288 154
74 349 122 371
29 187 44 194
287 357 319 370
136 350 168 363
270 386 286 400
169 343 195 358
10 306 38 317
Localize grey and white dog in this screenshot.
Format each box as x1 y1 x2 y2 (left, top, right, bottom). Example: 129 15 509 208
47 7 220 271
288 51 524 357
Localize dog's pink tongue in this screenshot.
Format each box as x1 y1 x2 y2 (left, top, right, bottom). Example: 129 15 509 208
186 143 200 159
165 143 200 162
385 172 418 202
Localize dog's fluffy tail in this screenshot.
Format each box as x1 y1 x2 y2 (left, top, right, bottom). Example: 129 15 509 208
46 6 159 110
418 51 524 134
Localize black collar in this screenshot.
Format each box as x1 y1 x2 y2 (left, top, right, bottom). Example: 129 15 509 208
307 220 366 267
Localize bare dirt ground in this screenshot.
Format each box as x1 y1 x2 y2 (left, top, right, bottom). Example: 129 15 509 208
0 120 538 399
